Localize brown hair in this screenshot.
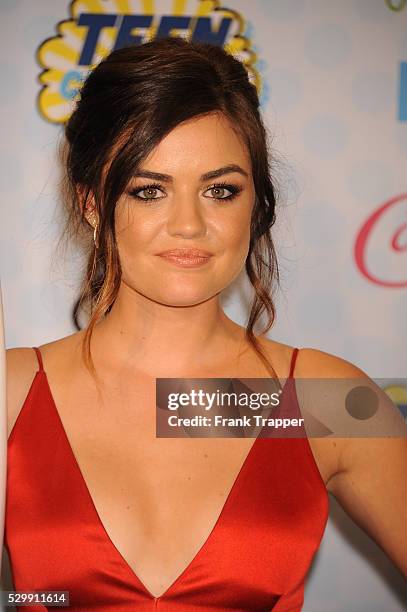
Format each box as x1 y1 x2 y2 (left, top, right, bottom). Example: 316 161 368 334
61 36 280 379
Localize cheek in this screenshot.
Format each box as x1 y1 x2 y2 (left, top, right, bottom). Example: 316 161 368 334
115 204 157 263
229 219 251 246
117 231 151 281
218 209 252 255
212 213 252 284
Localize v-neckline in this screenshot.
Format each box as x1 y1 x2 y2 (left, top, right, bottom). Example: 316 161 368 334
41 370 290 601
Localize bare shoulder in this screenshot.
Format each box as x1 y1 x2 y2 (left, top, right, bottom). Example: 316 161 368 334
255 336 298 377
6 346 41 439
255 337 366 380
260 343 373 489
293 346 368 378
6 330 85 439
35 329 86 371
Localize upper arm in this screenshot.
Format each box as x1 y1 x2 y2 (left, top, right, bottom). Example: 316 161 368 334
297 348 407 578
6 347 38 440
329 436 407 577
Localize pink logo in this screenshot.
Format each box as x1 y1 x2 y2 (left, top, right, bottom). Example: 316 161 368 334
354 194 407 287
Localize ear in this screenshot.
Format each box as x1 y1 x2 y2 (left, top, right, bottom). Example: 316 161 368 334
76 184 98 227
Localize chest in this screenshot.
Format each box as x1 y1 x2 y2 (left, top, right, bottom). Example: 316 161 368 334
6 370 331 602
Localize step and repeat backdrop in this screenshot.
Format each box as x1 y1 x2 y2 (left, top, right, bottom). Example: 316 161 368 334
0 1 406 610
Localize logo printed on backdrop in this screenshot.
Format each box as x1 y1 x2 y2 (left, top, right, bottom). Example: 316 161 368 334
354 3 407 283
354 193 407 288
384 0 407 10
399 61 407 121
36 0 261 125
383 0 407 120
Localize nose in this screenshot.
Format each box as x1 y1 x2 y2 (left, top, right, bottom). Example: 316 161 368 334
166 192 207 239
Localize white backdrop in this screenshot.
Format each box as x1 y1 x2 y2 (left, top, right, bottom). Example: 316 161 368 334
0 1 406 610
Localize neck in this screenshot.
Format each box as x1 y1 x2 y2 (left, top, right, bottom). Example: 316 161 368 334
91 281 244 375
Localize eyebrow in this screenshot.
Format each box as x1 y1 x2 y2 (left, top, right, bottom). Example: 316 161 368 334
132 164 249 182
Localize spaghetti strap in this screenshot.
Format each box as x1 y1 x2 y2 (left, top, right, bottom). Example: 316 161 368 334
288 347 299 378
32 346 44 372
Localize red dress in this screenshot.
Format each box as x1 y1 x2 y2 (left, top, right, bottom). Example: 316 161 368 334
4 346 329 611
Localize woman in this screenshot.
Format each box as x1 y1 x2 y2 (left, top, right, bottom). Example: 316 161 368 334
4 37 407 610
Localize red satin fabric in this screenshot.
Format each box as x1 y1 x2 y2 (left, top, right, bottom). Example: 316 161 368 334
4 347 329 611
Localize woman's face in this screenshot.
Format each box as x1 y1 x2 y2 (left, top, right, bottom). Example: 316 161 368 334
114 112 255 307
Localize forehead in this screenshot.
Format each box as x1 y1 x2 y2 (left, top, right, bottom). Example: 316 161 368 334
141 112 250 172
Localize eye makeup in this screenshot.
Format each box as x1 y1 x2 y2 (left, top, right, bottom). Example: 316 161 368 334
205 181 243 201
127 181 243 202
127 183 164 201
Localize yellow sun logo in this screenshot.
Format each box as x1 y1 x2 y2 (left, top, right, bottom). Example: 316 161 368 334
36 0 261 124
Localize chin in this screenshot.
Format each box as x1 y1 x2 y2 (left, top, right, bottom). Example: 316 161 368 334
127 275 229 306
151 290 217 308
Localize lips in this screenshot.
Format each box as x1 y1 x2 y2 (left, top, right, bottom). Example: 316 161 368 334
157 248 213 258
156 248 213 268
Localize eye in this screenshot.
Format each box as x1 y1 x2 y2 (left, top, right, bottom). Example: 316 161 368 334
204 182 242 201
128 183 165 201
